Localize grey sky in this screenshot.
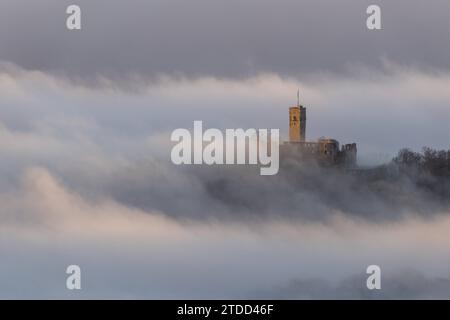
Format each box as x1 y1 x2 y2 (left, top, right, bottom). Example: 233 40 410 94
0 0 449 79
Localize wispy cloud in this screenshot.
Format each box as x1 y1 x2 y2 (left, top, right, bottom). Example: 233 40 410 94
1 63 450 298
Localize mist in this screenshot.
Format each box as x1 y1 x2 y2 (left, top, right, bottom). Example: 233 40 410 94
1 167 450 299
0 63 450 298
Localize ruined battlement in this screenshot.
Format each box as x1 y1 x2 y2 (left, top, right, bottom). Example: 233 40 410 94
282 94 357 167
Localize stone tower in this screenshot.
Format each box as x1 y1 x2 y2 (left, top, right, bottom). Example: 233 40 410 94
289 92 306 142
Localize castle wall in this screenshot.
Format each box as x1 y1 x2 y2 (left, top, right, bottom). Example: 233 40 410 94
285 97 357 167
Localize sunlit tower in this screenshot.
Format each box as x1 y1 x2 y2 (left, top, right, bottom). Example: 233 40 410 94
289 90 306 142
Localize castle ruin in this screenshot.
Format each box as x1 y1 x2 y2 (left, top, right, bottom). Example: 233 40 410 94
281 92 357 167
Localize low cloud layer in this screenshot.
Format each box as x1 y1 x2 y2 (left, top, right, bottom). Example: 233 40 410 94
1 167 450 298
0 65 450 298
